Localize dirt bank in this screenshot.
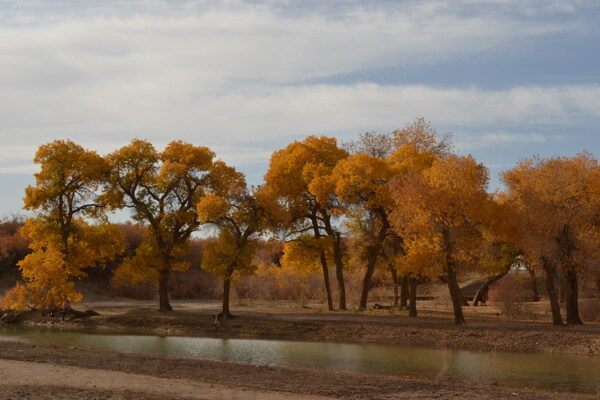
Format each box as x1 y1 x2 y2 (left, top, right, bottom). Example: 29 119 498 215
31 300 600 356
0 340 597 400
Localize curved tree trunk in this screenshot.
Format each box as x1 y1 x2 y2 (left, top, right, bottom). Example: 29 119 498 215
446 265 465 324
158 269 173 312
359 209 389 310
542 258 563 326
408 277 418 317
473 264 511 306
442 228 464 324
565 268 583 325
400 275 409 308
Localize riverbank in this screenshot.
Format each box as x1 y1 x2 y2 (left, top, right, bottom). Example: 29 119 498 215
0 340 597 400
21 299 599 356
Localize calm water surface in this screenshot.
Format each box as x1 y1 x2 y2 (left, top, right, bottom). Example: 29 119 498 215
1 324 599 393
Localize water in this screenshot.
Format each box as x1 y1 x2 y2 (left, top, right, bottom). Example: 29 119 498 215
1 324 599 393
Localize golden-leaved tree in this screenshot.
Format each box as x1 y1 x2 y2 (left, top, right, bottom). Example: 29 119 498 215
197 162 266 318
391 154 490 324
104 139 215 311
264 136 348 310
501 153 600 325
1 140 123 310
332 153 394 309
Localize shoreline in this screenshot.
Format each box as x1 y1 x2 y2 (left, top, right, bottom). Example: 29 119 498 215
24 305 600 356
0 339 597 400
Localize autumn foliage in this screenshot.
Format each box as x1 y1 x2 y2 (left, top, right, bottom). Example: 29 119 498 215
3 119 600 328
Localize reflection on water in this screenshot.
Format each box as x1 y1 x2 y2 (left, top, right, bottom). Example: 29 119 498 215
1 324 599 393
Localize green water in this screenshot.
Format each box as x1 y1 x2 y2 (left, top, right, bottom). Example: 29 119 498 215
1 324 599 393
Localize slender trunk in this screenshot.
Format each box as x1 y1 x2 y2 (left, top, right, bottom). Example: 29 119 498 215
221 276 232 319
319 251 334 311
332 234 347 310
359 209 389 310
158 269 172 312
408 277 418 317
565 267 583 325
322 214 347 310
527 266 540 302
390 268 399 308
542 258 563 326
442 227 464 324
473 264 510 306
400 275 409 308
311 216 333 311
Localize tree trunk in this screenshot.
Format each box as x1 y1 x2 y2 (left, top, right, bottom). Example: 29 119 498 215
542 258 563 326
400 275 409 308
526 266 540 302
359 209 389 310
312 215 334 311
408 277 418 317
446 265 465 324
220 277 233 319
442 227 464 324
565 267 583 325
473 264 510 306
332 235 347 310
390 268 399 307
319 250 334 311
158 269 172 312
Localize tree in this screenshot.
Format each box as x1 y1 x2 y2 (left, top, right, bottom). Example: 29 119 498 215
264 136 348 310
1 140 123 310
197 162 265 318
333 153 394 309
501 153 600 325
104 139 215 312
391 155 490 324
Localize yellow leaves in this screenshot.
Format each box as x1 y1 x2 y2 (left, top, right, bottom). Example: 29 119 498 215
197 194 230 222
264 135 347 209
501 153 600 271
280 236 333 277
388 144 436 174
332 153 393 208
3 217 125 309
201 232 256 279
390 154 490 279
209 161 246 197
24 140 108 214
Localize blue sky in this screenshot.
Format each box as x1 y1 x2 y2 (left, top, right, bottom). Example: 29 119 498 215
0 0 599 217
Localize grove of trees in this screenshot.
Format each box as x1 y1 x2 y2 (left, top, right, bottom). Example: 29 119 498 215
2 118 600 326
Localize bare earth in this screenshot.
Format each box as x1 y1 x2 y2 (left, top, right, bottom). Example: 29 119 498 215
65 299 600 355
2 299 600 399
0 340 597 400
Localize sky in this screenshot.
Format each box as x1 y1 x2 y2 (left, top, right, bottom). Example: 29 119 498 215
0 0 599 217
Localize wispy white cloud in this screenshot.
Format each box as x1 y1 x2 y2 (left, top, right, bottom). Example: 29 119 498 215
0 0 598 174
455 132 563 150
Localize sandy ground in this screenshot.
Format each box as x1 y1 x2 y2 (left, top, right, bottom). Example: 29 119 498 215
0 340 598 400
0 358 329 400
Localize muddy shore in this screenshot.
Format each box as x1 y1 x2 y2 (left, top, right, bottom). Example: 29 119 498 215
0 340 598 400
33 304 600 356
